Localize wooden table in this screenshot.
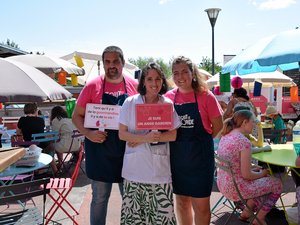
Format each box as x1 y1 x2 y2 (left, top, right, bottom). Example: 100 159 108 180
0 148 25 172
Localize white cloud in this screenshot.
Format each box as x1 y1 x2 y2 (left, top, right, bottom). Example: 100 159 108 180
249 0 296 10
159 0 173 5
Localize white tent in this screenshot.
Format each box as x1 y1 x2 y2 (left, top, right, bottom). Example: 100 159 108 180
206 70 294 89
206 70 295 115
61 51 138 85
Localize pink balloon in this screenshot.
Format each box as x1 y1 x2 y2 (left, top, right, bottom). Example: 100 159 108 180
231 76 243 89
214 86 222 95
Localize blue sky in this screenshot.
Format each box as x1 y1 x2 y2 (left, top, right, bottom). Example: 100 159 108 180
1 0 299 66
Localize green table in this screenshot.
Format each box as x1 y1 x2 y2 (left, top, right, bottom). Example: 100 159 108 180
252 144 300 168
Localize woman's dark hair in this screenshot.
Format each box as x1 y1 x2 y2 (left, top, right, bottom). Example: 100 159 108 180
222 110 254 136
24 103 38 115
137 62 168 95
233 87 249 101
50 106 68 121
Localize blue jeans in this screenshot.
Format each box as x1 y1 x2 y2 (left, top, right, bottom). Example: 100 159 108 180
90 180 123 225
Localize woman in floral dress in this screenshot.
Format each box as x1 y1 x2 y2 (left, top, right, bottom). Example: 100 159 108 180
217 110 282 225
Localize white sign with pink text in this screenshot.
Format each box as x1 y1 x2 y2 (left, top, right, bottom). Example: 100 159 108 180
84 103 121 130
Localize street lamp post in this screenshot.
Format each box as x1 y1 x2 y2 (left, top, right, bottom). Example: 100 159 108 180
205 8 221 76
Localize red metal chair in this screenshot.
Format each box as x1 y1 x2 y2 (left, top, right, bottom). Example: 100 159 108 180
44 142 84 225
55 130 84 176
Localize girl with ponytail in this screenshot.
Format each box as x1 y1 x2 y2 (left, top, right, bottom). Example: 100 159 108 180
217 110 282 225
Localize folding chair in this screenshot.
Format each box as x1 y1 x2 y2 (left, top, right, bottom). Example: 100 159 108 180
11 131 59 149
215 153 271 225
211 138 236 215
1 116 20 129
211 168 236 216
56 130 84 176
0 177 50 225
32 131 59 177
44 143 84 225
31 131 59 145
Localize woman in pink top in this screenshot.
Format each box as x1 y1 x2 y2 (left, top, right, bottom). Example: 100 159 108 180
165 56 223 225
217 110 282 225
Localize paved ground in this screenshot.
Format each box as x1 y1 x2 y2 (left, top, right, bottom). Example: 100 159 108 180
0 159 297 225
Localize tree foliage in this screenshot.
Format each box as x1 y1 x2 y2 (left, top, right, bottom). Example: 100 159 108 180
128 57 172 78
198 56 222 75
129 56 221 78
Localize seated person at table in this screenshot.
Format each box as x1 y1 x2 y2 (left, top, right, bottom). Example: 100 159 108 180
262 105 287 173
234 106 264 148
17 103 58 173
217 110 282 225
50 106 81 164
265 105 286 144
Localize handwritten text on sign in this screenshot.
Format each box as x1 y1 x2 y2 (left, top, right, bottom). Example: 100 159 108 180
135 104 173 130
84 103 120 130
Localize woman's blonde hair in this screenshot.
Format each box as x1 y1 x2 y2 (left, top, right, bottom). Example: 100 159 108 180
171 56 208 94
222 110 254 136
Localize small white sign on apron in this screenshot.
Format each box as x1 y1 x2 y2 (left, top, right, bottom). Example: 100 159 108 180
84 103 121 130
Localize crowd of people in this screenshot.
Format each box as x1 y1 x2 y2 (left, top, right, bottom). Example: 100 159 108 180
13 45 299 225
71 45 300 225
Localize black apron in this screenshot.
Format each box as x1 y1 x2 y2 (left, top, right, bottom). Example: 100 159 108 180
85 78 128 183
170 91 214 198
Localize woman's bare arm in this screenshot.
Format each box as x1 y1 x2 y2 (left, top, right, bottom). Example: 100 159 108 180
223 100 235 120
211 116 223 138
240 148 269 180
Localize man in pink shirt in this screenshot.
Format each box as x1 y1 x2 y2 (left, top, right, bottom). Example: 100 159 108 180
72 46 137 225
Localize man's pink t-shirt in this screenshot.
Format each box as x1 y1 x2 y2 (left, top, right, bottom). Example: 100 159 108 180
165 89 223 134
77 75 138 108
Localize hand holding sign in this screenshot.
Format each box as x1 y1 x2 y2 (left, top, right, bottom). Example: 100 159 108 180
147 130 161 143
85 129 107 144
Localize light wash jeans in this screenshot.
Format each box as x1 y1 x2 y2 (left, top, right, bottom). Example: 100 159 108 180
90 180 123 225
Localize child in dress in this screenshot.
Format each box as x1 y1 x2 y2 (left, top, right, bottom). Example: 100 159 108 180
217 110 282 225
265 105 287 144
